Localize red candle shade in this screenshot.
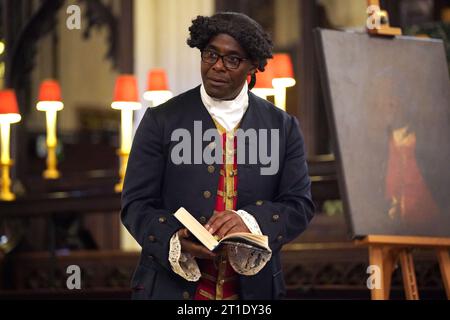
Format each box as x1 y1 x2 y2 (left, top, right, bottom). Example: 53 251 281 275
147 69 170 91
39 80 62 102
113 75 139 102
254 60 275 89
272 53 294 79
0 90 19 115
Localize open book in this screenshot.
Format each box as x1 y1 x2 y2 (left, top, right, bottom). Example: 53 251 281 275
173 207 271 254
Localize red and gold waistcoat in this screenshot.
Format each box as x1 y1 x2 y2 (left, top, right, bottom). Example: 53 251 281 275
195 120 240 300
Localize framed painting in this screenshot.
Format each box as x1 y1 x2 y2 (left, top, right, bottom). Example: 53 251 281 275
315 29 450 238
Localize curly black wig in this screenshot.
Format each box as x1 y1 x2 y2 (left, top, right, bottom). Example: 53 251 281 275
187 12 273 72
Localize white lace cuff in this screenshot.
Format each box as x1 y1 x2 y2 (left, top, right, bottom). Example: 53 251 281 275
227 244 272 276
234 210 262 235
228 210 270 275
168 232 201 282
168 211 268 279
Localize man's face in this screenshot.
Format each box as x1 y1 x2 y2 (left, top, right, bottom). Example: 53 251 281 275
201 33 256 100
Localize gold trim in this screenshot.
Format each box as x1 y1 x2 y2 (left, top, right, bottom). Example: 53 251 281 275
224 294 239 300
225 149 237 155
215 250 228 300
207 118 241 300
211 119 226 135
220 168 237 177
217 190 237 197
198 289 215 300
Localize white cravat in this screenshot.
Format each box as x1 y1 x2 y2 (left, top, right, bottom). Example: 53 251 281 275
200 81 249 131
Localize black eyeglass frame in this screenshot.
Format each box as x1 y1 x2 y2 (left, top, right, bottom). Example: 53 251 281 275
201 49 248 70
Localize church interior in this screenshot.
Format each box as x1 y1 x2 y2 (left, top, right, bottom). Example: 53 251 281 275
0 0 449 300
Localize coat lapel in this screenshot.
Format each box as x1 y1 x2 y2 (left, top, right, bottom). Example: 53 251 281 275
237 92 261 207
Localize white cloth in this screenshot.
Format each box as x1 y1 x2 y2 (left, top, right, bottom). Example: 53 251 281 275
200 81 249 132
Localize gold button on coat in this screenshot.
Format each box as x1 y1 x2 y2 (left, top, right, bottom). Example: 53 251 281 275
203 191 211 199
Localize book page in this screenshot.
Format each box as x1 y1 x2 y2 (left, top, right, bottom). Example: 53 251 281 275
220 232 270 250
173 207 218 251
174 207 271 252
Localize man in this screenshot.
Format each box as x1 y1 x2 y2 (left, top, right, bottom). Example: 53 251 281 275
121 12 315 300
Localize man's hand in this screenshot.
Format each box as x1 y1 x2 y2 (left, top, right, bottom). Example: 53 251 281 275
177 228 216 260
205 210 250 239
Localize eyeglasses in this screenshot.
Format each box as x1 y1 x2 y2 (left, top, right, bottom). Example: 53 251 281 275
201 50 248 70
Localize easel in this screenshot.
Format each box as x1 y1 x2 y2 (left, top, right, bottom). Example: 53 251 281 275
359 1 450 300
355 235 450 300
367 0 402 36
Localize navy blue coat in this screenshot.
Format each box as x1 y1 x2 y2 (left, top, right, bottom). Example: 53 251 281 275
121 86 315 300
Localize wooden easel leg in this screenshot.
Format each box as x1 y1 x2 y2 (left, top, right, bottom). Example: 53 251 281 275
381 247 400 299
399 249 419 300
368 245 395 299
369 246 384 299
436 248 450 299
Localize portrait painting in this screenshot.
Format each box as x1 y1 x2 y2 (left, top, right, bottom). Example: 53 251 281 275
315 29 450 238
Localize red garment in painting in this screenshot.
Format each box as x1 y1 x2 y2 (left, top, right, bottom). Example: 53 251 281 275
195 128 240 300
385 128 440 225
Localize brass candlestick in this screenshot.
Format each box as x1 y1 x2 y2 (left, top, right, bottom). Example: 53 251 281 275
43 144 60 179
0 160 14 201
115 150 129 193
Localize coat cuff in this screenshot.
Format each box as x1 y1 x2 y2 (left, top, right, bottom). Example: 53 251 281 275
168 232 201 282
142 213 183 270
